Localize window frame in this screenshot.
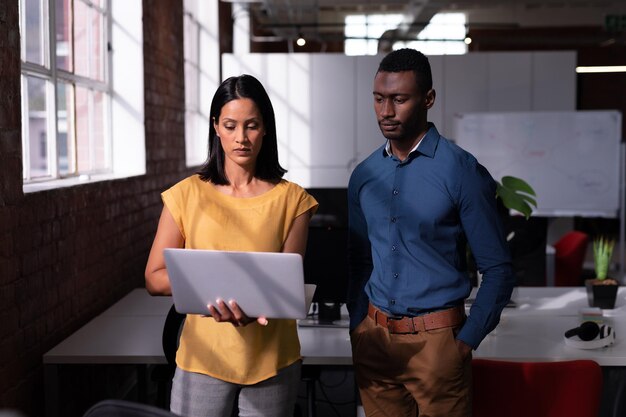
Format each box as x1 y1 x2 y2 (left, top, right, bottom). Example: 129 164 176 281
19 0 113 183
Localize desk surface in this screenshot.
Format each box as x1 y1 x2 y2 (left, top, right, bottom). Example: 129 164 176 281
479 286 626 317
44 287 626 367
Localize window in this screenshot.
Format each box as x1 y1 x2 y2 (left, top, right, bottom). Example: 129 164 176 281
20 0 144 191
344 12 468 56
20 0 110 181
344 14 403 56
394 13 468 55
183 0 220 167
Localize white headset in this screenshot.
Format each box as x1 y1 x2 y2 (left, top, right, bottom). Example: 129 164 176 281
563 321 616 350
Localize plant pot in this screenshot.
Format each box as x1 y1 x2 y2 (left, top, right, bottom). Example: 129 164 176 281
585 279 619 309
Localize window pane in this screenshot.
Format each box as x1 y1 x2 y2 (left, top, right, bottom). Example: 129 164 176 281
57 82 75 175
91 10 104 80
75 86 90 172
26 76 49 177
92 0 106 10
92 90 107 170
24 0 44 65
75 87 108 173
56 0 73 71
74 1 90 77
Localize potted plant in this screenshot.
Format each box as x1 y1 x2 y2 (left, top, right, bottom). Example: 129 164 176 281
585 236 618 309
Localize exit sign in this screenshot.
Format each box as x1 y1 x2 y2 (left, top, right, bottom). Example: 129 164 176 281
605 14 626 32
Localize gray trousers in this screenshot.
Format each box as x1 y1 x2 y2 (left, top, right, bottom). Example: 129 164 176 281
170 361 301 417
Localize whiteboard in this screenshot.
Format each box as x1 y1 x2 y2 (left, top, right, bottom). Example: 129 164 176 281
453 111 622 217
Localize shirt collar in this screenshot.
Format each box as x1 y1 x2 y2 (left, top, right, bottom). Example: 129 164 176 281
383 122 438 159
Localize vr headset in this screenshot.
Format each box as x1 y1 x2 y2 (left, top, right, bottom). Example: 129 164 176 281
563 321 615 350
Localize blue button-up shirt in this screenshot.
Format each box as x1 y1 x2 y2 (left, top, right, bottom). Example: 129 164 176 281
347 123 515 349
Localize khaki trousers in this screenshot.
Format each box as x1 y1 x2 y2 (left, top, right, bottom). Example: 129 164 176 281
350 314 472 417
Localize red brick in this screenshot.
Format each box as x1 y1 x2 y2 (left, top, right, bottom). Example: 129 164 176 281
0 129 21 154
35 198 56 221
0 342 22 393
22 318 46 349
0 233 13 257
0 307 19 338
0 206 17 233
0 157 23 204
21 251 42 276
0 258 19 285
18 298 42 326
0 282 16 310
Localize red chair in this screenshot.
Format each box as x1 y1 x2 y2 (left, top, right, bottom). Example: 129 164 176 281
554 231 589 286
472 359 602 417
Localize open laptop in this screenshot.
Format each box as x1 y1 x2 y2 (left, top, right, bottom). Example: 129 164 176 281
164 248 312 319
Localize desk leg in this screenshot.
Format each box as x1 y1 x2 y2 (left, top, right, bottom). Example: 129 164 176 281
306 378 316 417
44 365 59 417
137 365 148 403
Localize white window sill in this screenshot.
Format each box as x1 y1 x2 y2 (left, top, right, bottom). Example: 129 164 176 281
23 173 142 194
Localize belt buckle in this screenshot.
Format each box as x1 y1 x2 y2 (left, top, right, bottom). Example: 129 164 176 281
389 315 415 333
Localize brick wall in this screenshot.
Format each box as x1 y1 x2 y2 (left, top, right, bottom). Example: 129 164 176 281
0 1 192 415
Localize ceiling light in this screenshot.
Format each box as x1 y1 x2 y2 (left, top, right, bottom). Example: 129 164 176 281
296 36 306 47
576 66 626 73
464 36 472 45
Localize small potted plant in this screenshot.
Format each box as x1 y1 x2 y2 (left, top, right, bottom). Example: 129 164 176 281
585 236 618 309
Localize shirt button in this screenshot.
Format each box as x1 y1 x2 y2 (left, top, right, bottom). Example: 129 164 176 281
391 245 396 251
393 189 399 195
390 299 396 305
394 273 399 278
391 217 396 223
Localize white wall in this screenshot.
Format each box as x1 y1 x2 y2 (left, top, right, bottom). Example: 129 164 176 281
222 51 576 188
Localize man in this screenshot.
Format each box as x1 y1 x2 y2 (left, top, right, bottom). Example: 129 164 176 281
347 48 515 416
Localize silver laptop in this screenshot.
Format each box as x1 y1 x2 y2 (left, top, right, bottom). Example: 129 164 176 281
164 248 310 319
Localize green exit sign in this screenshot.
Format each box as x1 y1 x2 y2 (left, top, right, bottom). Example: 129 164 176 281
605 14 626 32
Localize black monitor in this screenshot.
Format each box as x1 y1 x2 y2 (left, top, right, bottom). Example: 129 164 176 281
303 188 349 322
304 222 348 304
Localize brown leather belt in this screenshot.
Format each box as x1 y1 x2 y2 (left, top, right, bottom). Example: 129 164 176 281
368 303 465 334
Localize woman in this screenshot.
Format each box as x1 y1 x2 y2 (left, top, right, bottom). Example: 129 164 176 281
145 74 318 417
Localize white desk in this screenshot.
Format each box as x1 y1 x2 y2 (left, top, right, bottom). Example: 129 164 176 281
44 287 626 416
99 290 173 317
480 286 626 318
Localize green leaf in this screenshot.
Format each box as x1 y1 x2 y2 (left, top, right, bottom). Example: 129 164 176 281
593 237 615 280
496 183 534 219
496 176 537 219
501 176 536 197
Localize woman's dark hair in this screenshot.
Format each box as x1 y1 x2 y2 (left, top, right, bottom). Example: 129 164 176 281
377 48 433 94
197 74 286 185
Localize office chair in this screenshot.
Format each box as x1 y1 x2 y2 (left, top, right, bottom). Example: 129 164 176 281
472 359 602 417
150 306 242 416
553 230 589 286
82 399 181 417
151 305 185 408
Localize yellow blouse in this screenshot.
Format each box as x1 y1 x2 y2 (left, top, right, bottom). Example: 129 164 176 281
162 175 318 384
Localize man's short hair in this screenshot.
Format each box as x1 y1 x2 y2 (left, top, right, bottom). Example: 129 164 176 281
377 48 433 93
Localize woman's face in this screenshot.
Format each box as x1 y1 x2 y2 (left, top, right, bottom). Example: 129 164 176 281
214 98 265 170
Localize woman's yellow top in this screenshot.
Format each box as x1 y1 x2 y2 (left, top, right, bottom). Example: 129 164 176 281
162 175 318 384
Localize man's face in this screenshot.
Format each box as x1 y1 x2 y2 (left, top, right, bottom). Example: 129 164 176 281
373 70 434 142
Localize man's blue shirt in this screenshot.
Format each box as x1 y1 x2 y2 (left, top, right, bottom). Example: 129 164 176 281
347 123 515 349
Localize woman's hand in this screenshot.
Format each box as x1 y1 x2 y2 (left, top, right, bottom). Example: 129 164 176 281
208 299 268 327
